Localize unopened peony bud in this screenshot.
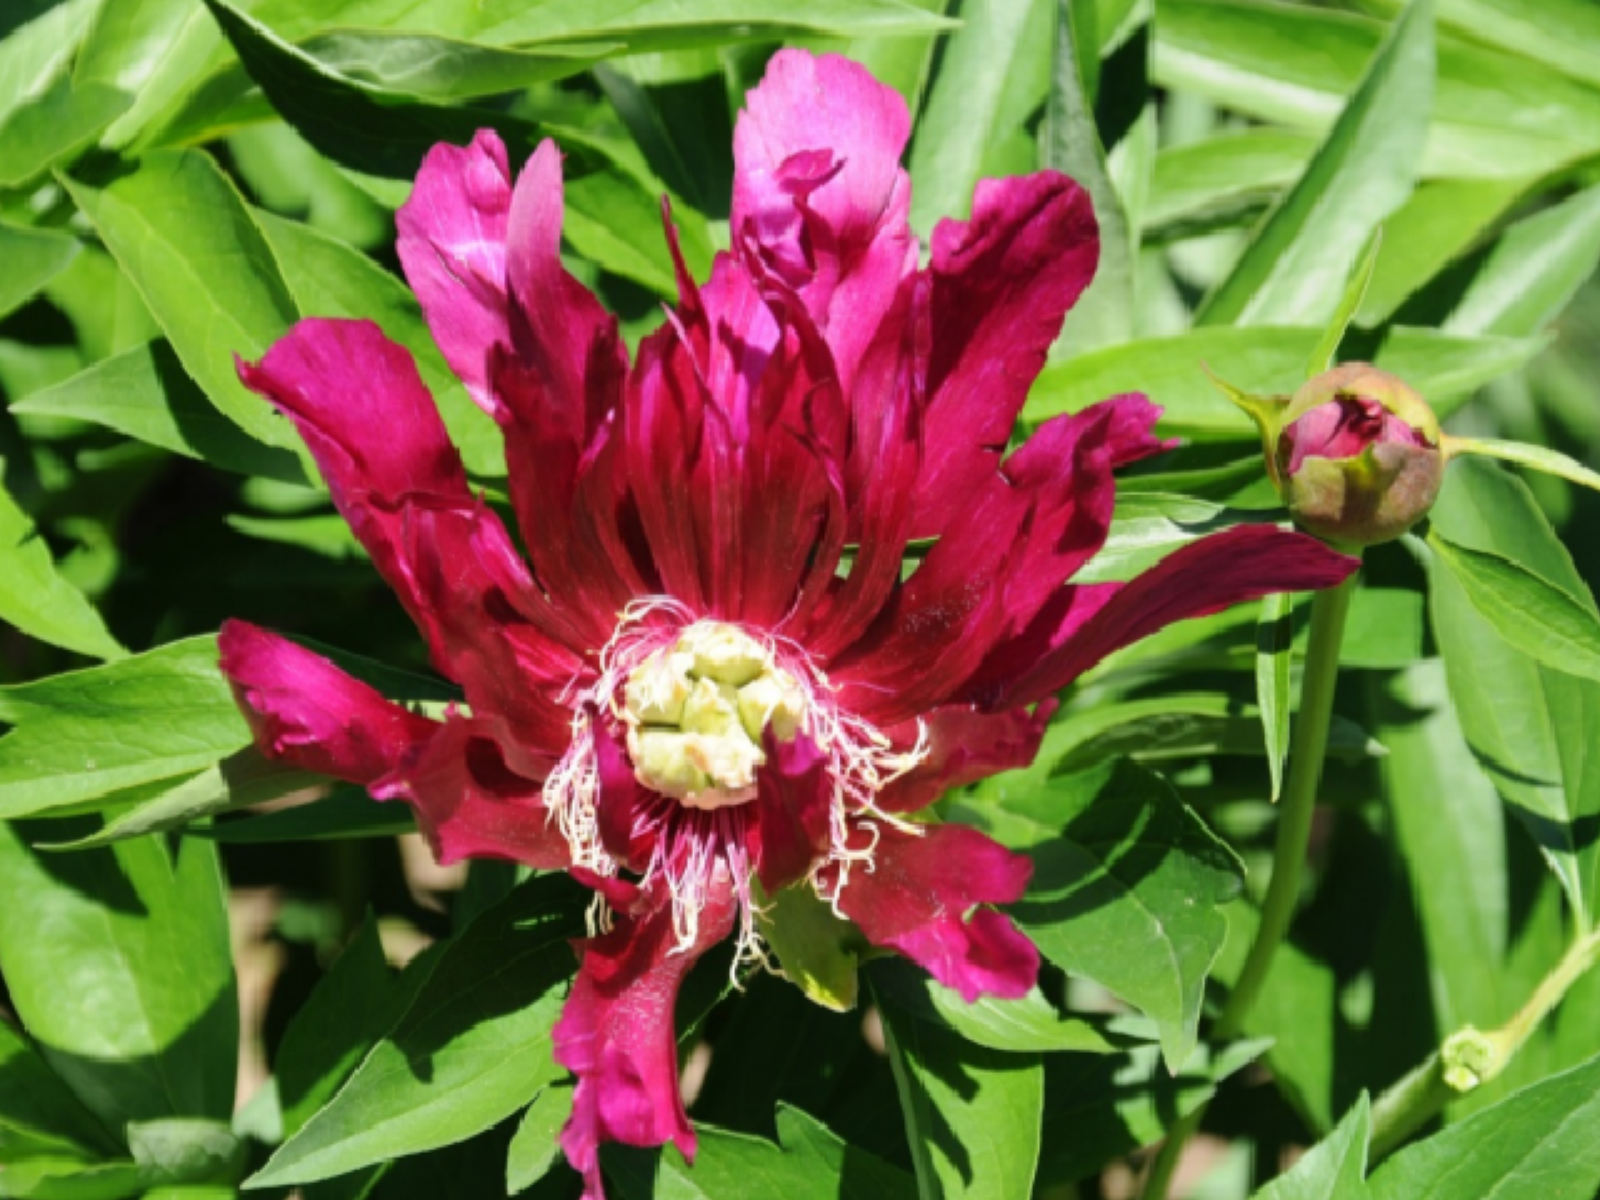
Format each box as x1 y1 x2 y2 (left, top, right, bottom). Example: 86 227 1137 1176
1274 364 1443 547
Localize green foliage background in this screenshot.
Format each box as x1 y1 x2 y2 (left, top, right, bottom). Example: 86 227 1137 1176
3 0 1600 1197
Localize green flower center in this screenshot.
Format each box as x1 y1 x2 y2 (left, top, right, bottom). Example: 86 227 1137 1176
621 622 806 810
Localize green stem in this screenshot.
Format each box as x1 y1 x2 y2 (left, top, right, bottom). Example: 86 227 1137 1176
1369 926 1600 1159
1143 571 1359 1198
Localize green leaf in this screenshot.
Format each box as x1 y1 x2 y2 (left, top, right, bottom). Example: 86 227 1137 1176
877 974 1043 1200
505 1084 570 1196
0 636 250 821
226 513 367 561
291 28 613 99
0 1157 146 1199
1428 458 1600 924
607 1103 917 1200
275 917 403 1137
248 874 588 1187
1256 591 1295 801
1038 1038 1269 1185
251 210 503 477
910 0 1050 234
1075 493 1247 584
12 342 307 485
1154 0 1600 180
1368 662 1523 1036
1143 129 1318 243
1426 531 1600 685
1356 177 1527 328
1444 183 1600 338
1252 1093 1368 1200
462 0 954 48
1196 0 1433 328
1308 229 1382 378
1024 325 1545 437
1366 1050 1600 1198
1446 436 1600 496
0 825 237 1132
39 748 321 851
126 1120 243 1188
1044 0 1136 351
0 473 126 661
59 151 304 453
0 79 131 191
756 882 863 1013
1364 0 1600 92
0 1021 119 1161
40 246 162 364
1009 760 1244 1070
0 222 79 323
871 961 1141 1055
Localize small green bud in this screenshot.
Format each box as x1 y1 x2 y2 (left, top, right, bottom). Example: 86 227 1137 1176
1274 364 1444 547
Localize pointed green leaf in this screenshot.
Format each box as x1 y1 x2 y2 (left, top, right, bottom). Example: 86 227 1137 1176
1252 1093 1368 1200
0 637 249 820
1427 531 1600 685
1010 760 1244 1071
248 875 587 1187
877 969 1043 1200
0 221 79 322
1197 0 1433 327
0 825 237 1132
1257 591 1295 801
12 341 306 484
1307 229 1382 378
0 473 126 662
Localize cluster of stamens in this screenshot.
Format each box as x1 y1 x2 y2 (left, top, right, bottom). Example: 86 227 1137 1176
541 598 928 960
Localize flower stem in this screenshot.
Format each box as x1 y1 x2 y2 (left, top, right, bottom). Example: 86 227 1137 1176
1369 926 1600 1159
1142 570 1359 1198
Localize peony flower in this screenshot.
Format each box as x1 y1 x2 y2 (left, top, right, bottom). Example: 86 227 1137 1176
1274 363 1444 546
218 49 1356 1198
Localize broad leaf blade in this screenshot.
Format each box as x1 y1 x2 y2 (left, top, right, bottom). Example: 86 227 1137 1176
1196 0 1433 327
0 474 126 661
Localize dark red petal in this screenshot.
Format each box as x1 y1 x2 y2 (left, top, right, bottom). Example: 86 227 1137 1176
555 875 737 1199
831 823 1039 1002
991 525 1360 707
595 722 659 874
218 619 436 784
374 715 569 869
396 130 513 415
877 702 1056 814
731 49 917 395
749 732 833 893
913 172 1099 538
496 140 638 643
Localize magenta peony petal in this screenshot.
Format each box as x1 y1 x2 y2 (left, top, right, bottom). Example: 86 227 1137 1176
749 732 833 893
218 619 436 784
991 525 1361 707
374 714 570 868
496 140 638 644
555 874 738 1200
732 49 917 396
238 319 583 775
396 130 513 415
877 702 1056 814
832 823 1039 1002
913 172 1099 538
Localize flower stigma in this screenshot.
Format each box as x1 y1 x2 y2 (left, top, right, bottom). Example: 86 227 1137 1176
541 598 930 959
622 623 806 809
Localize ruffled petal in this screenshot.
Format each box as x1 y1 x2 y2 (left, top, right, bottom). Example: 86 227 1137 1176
830 823 1038 1002
912 172 1099 538
218 619 436 784
732 49 917 395
876 702 1056 814
373 714 570 868
987 525 1360 707
238 319 585 775
555 873 737 1200
749 732 832 893
396 130 513 415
